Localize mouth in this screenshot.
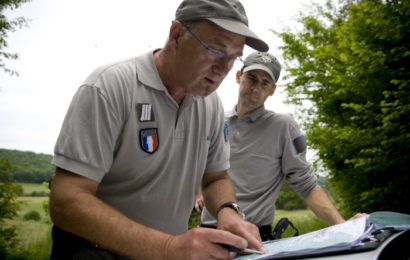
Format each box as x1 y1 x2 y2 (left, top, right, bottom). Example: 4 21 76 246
248 91 259 100
205 77 216 85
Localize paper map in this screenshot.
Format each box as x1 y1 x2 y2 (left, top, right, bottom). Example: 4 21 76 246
235 216 367 259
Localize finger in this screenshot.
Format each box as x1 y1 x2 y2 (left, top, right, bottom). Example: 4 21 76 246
207 240 234 260
195 202 203 214
229 252 237 259
206 228 248 251
247 235 266 253
195 204 202 214
350 213 368 220
239 223 266 253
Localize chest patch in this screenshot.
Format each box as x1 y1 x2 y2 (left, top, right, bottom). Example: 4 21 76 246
140 128 159 154
137 103 155 122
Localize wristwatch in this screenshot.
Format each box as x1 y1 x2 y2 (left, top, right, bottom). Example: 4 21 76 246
217 202 245 219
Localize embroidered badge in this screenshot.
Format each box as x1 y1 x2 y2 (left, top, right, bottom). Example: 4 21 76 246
224 121 229 142
140 128 159 154
137 103 155 122
293 135 307 154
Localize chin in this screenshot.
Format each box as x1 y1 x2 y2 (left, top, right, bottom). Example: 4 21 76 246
197 86 217 97
196 90 211 97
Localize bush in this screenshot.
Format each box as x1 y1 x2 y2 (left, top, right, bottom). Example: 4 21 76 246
0 226 19 259
23 210 41 221
276 181 307 210
30 191 49 197
188 210 201 229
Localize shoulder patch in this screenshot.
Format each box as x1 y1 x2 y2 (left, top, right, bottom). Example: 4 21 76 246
224 121 229 142
293 135 307 154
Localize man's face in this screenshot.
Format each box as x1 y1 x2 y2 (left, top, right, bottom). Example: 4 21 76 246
237 69 276 109
175 21 246 97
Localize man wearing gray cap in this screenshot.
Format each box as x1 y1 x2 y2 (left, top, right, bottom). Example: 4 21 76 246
196 52 366 240
49 0 269 259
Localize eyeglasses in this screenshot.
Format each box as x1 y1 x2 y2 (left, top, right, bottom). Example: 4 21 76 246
182 23 243 67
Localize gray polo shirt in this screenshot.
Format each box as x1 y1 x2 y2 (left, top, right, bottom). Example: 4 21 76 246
201 105 318 226
52 50 230 235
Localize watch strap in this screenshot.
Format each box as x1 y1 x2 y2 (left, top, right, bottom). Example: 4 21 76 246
216 202 245 219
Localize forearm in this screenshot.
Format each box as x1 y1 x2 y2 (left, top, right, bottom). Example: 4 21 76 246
305 187 345 225
201 171 236 218
50 169 171 259
200 171 266 253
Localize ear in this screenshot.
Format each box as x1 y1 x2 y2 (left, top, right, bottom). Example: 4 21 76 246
269 85 277 96
235 70 241 84
169 21 184 48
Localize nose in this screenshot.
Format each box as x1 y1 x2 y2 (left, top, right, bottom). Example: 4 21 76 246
250 82 262 92
213 58 233 75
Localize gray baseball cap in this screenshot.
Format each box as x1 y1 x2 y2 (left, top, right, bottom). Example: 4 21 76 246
175 0 269 52
242 52 281 83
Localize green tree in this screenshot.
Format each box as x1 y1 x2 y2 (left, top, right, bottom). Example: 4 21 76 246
0 0 31 76
0 157 22 257
276 0 410 215
0 149 54 183
276 181 307 210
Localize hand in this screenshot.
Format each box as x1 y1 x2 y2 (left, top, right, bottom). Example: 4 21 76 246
348 212 368 221
195 194 204 214
164 227 247 260
217 208 267 254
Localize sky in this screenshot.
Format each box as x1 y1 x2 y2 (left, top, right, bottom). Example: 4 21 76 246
0 0 321 155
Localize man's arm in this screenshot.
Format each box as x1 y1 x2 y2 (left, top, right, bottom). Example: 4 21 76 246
201 170 267 253
50 168 249 259
304 187 345 225
201 170 236 217
305 187 368 225
50 168 174 259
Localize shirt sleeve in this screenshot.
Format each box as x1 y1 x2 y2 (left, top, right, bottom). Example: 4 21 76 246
204 94 230 174
281 117 319 199
52 64 131 182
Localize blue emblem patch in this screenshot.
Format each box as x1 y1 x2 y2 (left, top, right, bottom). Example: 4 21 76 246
140 128 159 154
293 135 307 154
224 121 229 142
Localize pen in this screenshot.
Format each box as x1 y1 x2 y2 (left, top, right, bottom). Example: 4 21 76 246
218 243 265 255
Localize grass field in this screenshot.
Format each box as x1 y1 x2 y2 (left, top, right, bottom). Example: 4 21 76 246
274 209 328 238
18 182 49 196
3 183 52 259
14 197 50 220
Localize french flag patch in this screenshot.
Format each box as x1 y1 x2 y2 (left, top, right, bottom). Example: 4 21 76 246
140 128 159 154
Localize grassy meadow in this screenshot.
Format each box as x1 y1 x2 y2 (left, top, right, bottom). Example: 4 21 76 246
19 182 49 196
3 183 52 260
4 183 327 259
273 209 328 238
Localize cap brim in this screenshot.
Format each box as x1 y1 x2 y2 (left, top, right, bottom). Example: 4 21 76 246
243 64 276 82
207 18 269 52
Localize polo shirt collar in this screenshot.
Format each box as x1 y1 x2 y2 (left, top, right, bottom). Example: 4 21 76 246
136 49 199 106
136 49 167 92
229 105 267 122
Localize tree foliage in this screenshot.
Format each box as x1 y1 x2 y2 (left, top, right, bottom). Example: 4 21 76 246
276 181 307 210
277 0 410 215
0 0 31 76
276 176 333 210
0 157 21 257
0 149 54 183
